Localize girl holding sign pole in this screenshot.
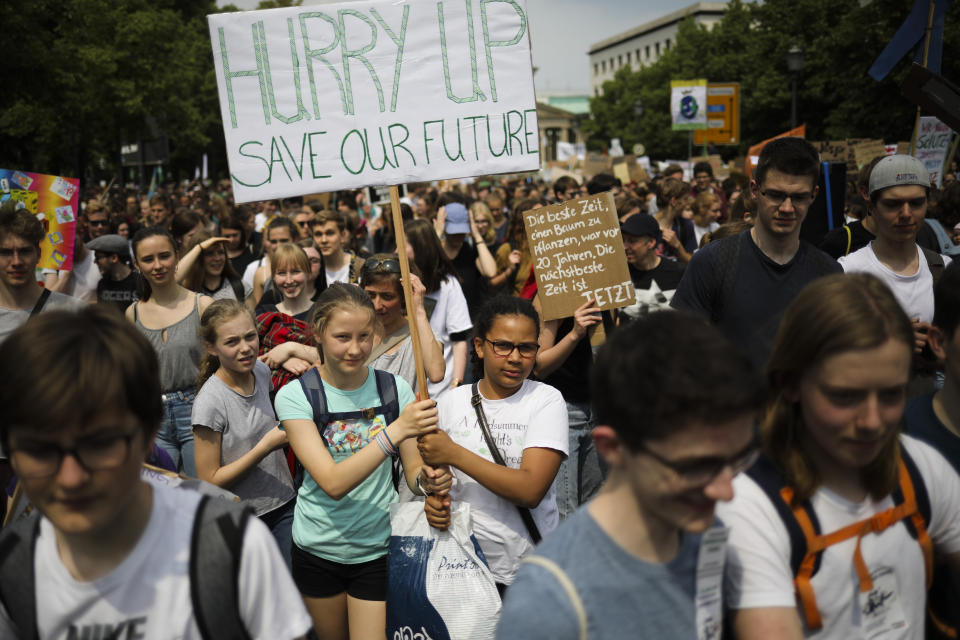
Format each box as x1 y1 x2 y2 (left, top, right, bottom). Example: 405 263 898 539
274 283 450 639
417 296 569 591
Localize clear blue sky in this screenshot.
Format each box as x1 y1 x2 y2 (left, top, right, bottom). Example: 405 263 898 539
217 0 687 95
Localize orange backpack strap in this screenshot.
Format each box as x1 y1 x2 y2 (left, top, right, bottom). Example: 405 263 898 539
749 450 934 632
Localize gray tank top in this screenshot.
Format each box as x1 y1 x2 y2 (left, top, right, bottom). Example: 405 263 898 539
134 294 204 392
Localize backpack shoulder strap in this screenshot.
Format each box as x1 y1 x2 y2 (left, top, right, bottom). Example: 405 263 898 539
921 247 945 286
190 495 253 640
521 556 587 640
712 233 743 323
228 275 245 302
298 367 330 428
374 369 400 425
373 369 403 492
29 289 51 317
891 446 934 589
745 456 818 577
0 511 41 640
843 224 852 256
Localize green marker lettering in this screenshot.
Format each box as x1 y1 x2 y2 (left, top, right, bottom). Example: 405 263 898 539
506 110 523 155
463 115 485 160
485 114 508 157
480 0 526 102
338 9 385 115
233 141 271 187
299 12 348 117
269 136 293 181
370 6 409 112
442 119 465 162
523 108 539 154
437 0 486 104
423 119 443 164
363 127 397 171
341 129 366 175
306 131 332 179
219 26 270 128
388 124 416 167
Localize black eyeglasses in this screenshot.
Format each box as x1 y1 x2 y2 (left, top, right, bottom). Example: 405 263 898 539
758 188 815 208
10 431 137 479
637 435 761 485
484 339 540 359
363 257 402 274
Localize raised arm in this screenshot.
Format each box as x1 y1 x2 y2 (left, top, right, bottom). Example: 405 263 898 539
533 297 601 379
193 424 288 489
407 273 445 383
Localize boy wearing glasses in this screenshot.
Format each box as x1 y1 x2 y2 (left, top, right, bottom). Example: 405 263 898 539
497 312 764 640
839 155 946 395
0 203 84 344
672 137 840 370
0 306 311 639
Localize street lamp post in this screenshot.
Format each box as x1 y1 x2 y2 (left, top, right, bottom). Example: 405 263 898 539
633 98 644 151
786 45 805 129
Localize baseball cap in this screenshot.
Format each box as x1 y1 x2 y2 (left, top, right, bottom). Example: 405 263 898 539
620 213 661 240
444 203 470 235
868 155 930 196
87 234 130 259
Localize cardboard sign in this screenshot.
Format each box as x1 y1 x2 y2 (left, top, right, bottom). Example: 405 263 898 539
0 169 78 270
811 141 847 164
852 140 887 170
524 192 633 321
209 0 540 203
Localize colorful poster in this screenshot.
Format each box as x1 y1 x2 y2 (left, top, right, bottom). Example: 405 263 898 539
671 79 708 131
208 0 540 203
0 169 79 271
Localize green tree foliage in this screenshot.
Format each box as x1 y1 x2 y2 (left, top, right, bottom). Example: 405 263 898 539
586 0 960 158
0 0 229 180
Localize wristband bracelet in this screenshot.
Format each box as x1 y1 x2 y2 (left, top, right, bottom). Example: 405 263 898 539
375 431 398 457
416 471 433 496
374 433 392 458
381 428 397 452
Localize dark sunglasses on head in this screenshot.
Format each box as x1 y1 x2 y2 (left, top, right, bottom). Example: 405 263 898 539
363 257 402 274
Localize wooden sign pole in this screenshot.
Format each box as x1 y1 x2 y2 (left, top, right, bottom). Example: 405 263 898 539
388 185 429 398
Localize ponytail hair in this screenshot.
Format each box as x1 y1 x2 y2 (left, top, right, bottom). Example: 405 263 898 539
197 299 257 392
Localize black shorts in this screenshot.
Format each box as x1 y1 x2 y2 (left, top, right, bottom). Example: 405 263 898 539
291 544 388 601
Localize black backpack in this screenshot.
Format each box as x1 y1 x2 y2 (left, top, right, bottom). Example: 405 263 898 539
0 495 253 640
298 368 402 490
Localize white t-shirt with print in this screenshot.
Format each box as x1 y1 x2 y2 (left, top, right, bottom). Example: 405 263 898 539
718 435 960 639
838 242 952 322
325 261 350 284
437 380 569 584
0 483 311 639
425 275 473 399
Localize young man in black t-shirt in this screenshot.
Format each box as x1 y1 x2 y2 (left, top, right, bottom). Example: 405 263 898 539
88 234 138 312
619 214 685 320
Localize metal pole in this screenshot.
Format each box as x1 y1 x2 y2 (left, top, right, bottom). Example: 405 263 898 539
791 75 798 130
910 0 937 156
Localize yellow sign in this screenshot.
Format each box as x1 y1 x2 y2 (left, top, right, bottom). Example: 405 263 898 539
693 83 740 146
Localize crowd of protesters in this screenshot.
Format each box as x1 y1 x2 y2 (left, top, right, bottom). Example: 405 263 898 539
1 138 960 639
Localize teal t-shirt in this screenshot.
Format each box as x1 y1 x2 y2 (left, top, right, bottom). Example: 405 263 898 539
275 367 414 563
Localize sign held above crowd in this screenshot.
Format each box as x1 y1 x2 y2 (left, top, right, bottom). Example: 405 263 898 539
208 0 540 203
524 192 633 322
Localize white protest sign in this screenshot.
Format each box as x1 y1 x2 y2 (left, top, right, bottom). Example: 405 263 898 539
914 116 952 188
208 0 540 203
671 79 708 131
